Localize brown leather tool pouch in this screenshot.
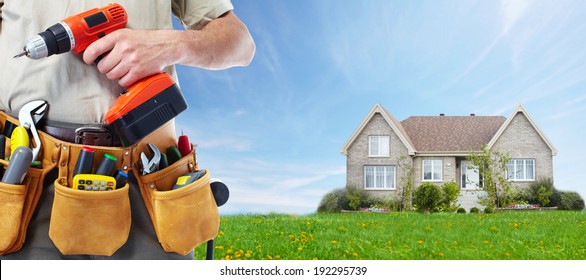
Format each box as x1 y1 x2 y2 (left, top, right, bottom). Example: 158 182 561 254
132 122 219 256
0 112 57 255
48 141 131 256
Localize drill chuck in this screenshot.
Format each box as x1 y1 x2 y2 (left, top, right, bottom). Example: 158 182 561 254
20 22 75 60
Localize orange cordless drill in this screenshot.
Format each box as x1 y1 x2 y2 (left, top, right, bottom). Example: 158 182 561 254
14 3 188 146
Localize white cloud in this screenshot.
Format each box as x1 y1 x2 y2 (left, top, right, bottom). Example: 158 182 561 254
500 0 529 36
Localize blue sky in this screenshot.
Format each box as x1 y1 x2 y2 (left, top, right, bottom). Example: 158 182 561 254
173 0 586 215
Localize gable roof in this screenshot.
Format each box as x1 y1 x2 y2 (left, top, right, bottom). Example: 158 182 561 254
341 103 416 155
401 116 506 153
342 103 556 157
487 104 558 156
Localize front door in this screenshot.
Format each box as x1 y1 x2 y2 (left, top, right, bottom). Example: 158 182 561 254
461 161 480 189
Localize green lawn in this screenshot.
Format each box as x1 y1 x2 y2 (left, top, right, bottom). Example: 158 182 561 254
194 211 586 260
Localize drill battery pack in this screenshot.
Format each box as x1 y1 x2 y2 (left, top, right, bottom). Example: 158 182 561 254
105 73 188 146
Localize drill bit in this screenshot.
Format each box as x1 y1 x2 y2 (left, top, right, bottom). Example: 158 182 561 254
13 51 28 58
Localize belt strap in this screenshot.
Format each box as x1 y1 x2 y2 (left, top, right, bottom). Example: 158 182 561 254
36 120 122 147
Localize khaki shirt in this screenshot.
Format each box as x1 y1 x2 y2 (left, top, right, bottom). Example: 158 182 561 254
0 0 233 123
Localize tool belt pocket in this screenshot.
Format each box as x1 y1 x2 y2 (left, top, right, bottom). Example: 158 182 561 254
0 161 55 255
135 148 219 256
49 177 131 256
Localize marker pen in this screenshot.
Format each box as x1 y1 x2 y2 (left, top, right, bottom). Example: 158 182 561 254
73 146 94 177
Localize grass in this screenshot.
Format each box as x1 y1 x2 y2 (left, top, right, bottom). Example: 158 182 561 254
194 211 586 260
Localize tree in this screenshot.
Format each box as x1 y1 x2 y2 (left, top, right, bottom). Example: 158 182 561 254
467 146 512 208
397 155 414 211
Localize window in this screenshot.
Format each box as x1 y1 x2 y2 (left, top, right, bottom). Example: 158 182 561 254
423 160 442 181
507 159 535 181
369 136 389 157
364 166 396 189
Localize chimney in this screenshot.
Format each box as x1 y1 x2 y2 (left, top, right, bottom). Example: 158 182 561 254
440 113 445 116
470 113 475 116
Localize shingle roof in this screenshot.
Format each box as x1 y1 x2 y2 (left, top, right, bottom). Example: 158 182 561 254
400 116 506 152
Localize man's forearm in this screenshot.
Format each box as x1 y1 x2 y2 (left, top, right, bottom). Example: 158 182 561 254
175 11 255 70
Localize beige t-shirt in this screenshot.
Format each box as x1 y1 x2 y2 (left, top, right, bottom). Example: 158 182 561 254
0 0 233 123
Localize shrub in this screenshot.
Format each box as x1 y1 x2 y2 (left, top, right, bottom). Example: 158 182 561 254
558 192 585 210
457 208 466 214
530 177 555 206
317 188 345 213
414 182 441 213
441 181 460 212
346 187 369 210
470 207 480 214
484 207 494 214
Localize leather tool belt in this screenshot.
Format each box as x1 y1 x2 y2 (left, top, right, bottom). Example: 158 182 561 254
0 111 219 256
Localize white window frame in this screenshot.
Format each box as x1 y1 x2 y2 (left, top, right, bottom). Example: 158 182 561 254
364 166 396 190
422 159 443 182
368 136 390 157
507 159 535 181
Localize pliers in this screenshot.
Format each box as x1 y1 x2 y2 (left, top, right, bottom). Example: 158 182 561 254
18 100 48 162
140 143 161 175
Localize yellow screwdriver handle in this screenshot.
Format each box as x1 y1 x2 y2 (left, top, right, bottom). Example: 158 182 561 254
10 126 29 155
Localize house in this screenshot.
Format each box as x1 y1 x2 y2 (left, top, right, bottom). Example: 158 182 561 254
340 103 557 210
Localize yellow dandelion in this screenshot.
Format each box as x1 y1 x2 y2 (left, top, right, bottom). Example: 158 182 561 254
298 247 303 251
275 255 281 259
267 255 273 260
360 223 367 229
313 257 318 260
331 240 338 245
555 245 561 249
225 255 232 260
245 252 251 258
227 249 233 254
289 234 295 239
219 231 224 235
306 222 311 226
439 252 445 257
504 252 510 257
352 252 358 257
403 245 409 249
215 245 224 250
483 240 490 244
513 223 519 229
417 240 424 244
256 245 262 249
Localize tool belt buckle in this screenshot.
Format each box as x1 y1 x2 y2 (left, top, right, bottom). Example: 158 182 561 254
74 125 110 145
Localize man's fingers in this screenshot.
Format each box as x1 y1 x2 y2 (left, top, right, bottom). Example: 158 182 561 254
82 32 118 65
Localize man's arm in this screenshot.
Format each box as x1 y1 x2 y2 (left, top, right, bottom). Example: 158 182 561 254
83 11 255 87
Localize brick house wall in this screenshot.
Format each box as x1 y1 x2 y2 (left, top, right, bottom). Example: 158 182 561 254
412 156 457 189
491 112 554 188
346 112 411 197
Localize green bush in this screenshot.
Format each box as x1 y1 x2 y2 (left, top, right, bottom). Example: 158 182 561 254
346 187 369 210
317 188 345 213
530 177 555 206
558 192 585 210
441 181 460 212
484 207 494 214
457 208 466 214
470 207 480 213
414 182 441 213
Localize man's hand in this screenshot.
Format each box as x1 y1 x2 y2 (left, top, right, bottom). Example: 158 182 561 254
83 11 255 88
83 29 177 87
